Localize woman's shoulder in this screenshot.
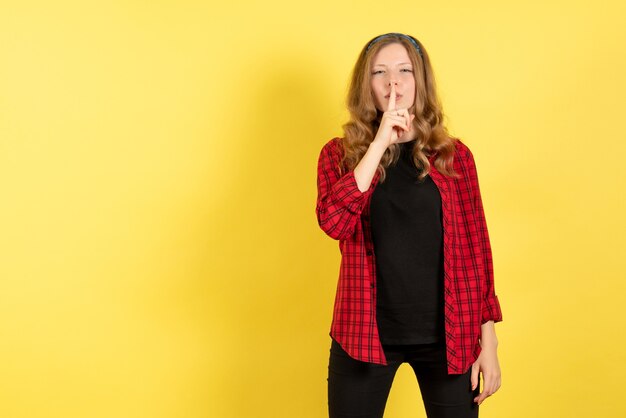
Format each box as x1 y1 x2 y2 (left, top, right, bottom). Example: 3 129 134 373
319 137 345 159
452 137 472 156
322 137 343 150
321 136 477 164
317 137 346 176
451 138 476 167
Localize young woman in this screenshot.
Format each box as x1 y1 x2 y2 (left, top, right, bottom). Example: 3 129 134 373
315 33 503 418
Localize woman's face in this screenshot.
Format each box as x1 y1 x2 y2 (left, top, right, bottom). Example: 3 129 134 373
369 42 416 112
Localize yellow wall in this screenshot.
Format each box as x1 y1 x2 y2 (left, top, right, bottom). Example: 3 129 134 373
1 1 625 417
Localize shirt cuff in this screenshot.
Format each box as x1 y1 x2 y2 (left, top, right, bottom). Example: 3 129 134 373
481 294 503 324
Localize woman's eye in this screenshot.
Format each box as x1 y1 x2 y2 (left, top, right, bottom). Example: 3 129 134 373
401 68 414 73
372 70 384 75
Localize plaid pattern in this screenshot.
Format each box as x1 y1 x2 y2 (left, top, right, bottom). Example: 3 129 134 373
316 137 503 374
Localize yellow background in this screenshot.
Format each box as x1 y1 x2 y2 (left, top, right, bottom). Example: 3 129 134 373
1 1 625 417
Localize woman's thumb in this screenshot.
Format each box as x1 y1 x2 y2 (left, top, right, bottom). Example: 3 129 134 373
470 363 479 390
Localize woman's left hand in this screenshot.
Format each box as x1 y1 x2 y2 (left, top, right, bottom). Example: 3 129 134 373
470 340 501 405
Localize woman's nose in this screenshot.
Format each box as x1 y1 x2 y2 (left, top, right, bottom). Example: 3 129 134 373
388 80 398 86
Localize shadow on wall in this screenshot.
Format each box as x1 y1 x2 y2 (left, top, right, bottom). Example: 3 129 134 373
206 50 343 417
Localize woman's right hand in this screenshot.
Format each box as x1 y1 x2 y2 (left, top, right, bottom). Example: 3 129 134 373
352 84 416 193
372 83 415 149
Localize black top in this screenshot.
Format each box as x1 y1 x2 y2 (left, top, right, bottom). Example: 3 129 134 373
370 140 445 345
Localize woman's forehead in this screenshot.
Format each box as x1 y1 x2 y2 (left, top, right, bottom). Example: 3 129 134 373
371 43 411 65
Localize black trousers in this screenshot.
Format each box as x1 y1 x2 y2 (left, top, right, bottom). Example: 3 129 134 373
328 339 480 418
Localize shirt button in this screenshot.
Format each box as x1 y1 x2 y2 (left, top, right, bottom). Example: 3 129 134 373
366 249 373 256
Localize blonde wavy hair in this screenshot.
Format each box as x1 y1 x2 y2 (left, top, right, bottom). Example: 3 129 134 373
341 33 458 181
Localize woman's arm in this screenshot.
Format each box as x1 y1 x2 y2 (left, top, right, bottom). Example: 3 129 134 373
471 320 501 405
463 144 503 322
315 139 370 240
316 87 414 238
353 140 387 192
462 144 502 404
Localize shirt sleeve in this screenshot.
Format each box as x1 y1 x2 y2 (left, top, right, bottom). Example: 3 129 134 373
315 138 370 240
463 145 503 324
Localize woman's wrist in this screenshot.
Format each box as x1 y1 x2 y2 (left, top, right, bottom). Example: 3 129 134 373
479 320 499 349
368 138 389 153
353 140 387 192
480 338 498 350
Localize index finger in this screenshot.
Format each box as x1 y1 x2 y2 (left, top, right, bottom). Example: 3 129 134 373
387 83 396 111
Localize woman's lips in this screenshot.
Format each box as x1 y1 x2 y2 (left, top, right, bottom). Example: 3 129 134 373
385 94 402 100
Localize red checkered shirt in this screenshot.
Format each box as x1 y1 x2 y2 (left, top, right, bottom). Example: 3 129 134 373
316 137 503 374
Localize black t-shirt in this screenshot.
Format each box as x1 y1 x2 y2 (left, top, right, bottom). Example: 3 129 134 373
370 140 445 345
